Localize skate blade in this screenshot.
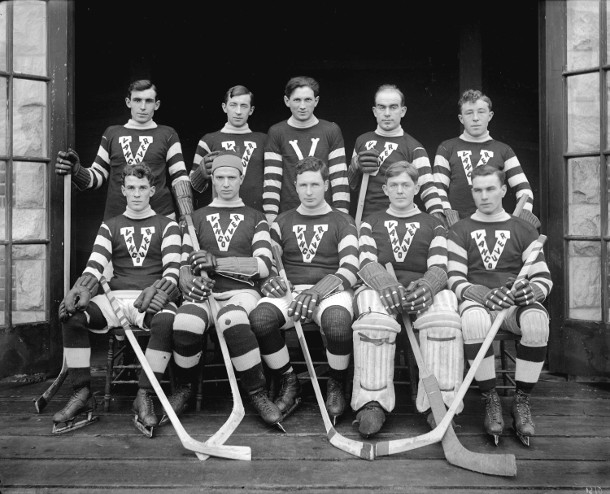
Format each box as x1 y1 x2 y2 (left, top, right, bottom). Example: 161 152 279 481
52 413 98 435
492 434 500 446
516 433 531 447
275 421 287 433
159 414 169 427
132 415 155 438
279 397 302 421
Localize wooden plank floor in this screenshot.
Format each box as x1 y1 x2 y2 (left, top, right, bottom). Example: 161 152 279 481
0 335 609 493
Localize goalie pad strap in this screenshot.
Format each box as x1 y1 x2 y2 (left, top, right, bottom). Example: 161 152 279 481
152 278 180 302
312 274 343 299
421 266 447 296
358 262 396 292
172 179 194 217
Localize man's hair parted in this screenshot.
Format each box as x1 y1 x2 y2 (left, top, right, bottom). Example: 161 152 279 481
295 156 329 181
224 85 254 106
384 161 418 184
122 162 155 186
471 163 505 185
285 76 320 98
127 79 158 100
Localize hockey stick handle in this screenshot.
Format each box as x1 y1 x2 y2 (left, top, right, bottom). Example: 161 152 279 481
354 173 370 229
100 277 250 460
513 193 528 217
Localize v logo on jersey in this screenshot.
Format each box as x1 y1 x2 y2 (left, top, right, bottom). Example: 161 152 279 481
288 138 320 160
220 141 256 174
121 226 155 266
385 220 420 262
471 229 511 270
293 224 328 263
207 213 244 252
119 136 153 165
458 149 496 185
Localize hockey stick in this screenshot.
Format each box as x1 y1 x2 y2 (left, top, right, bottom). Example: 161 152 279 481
100 277 250 461
34 175 71 412
385 263 517 476
184 214 247 461
354 174 369 229
373 234 547 458
272 244 375 460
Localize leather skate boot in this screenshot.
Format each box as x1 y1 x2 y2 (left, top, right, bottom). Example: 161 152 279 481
250 388 283 430
511 389 535 447
52 386 98 434
325 377 347 424
353 401 386 438
274 370 302 418
159 383 193 426
132 388 158 437
482 388 504 445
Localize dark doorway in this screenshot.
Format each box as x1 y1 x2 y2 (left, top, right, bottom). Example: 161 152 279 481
71 2 539 276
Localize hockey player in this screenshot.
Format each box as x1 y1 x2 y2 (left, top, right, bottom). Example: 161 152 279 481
348 84 444 221
447 164 552 446
52 163 181 436
352 161 463 438
250 156 359 424
262 76 350 224
433 89 539 227
55 79 193 222
190 85 266 211
168 152 281 427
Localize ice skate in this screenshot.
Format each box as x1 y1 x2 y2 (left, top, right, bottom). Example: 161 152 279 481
511 389 535 447
352 401 385 439
249 388 284 431
52 386 98 434
132 388 158 438
482 388 504 445
274 370 301 422
325 377 346 425
159 383 193 426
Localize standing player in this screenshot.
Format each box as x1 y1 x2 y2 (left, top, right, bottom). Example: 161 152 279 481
190 85 266 211
447 164 552 446
352 161 462 438
250 156 359 424
168 152 281 426
433 89 539 227
55 79 193 222
263 76 350 224
349 84 444 221
52 163 181 437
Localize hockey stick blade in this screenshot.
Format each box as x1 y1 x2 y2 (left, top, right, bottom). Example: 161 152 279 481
385 263 516 476
272 244 375 460
100 277 250 461
34 356 68 413
184 214 248 461
375 235 546 458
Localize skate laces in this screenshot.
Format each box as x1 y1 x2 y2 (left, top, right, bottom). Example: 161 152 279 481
514 391 531 423
484 391 502 417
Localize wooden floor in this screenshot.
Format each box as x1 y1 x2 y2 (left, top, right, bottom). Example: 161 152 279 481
0 334 609 494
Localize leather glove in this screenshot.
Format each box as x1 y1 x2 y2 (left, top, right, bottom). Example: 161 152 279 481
355 148 381 173
464 284 515 310
62 286 92 317
146 291 170 315
505 277 545 306
445 209 461 227
402 279 434 315
55 148 81 175
133 286 157 313
378 283 408 316
58 301 69 322
189 250 217 274
180 266 214 303
431 211 448 229
201 151 221 180
518 209 541 229
288 274 342 321
261 275 290 298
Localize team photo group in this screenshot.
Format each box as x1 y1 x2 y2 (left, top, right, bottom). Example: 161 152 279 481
48 75 552 469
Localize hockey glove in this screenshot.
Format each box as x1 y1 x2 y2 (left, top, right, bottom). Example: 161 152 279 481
358 262 407 315
134 286 157 313
518 209 541 229
431 211 448 229
201 151 221 180
189 250 217 274
55 148 90 189
355 148 381 174
464 284 515 311
179 266 214 303
288 274 343 321
505 277 545 306
62 274 99 320
402 267 446 314
444 209 461 227
261 275 290 298
215 257 258 285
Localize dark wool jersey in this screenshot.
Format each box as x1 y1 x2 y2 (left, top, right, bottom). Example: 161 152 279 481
83 212 181 291
84 124 188 219
271 207 359 289
434 137 534 219
447 213 552 301
187 203 273 294
359 208 447 287
350 131 443 217
192 131 267 212
263 120 350 221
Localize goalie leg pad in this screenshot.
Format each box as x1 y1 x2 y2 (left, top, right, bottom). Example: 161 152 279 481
414 310 464 413
517 306 549 347
351 311 401 412
354 286 387 316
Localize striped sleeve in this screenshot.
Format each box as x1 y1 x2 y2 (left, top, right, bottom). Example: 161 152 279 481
252 217 273 279
427 225 448 271
88 139 111 190
335 218 360 289
413 151 443 214
358 220 379 268
433 146 452 210
263 130 284 224
327 126 350 214
166 133 189 188
522 239 553 298
269 222 283 276
446 230 471 301
181 226 195 268
160 221 182 285
504 155 534 212
83 222 113 279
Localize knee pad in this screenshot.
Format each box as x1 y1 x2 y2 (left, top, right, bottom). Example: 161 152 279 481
351 311 401 412
414 310 464 413
249 302 284 338
216 304 249 334
461 305 491 343
518 306 549 347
